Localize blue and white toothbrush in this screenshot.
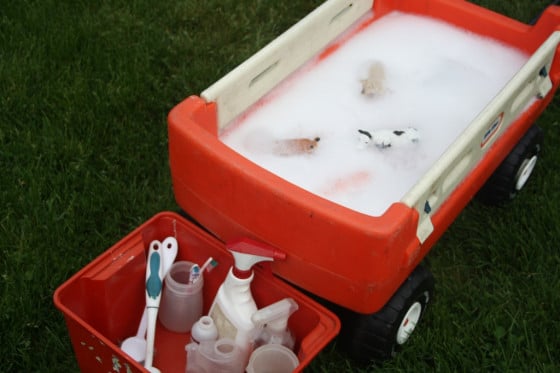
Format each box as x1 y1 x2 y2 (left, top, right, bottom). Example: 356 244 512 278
144 240 164 373
120 237 178 363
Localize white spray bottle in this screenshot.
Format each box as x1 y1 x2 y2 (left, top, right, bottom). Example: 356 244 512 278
208 238 286 364
251 298 299 350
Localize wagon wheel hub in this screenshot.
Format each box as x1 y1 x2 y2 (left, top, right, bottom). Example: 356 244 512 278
515 155 538 191
396 301 422 345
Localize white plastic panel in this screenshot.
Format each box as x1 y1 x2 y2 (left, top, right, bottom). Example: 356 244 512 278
401 31 560 243
201 0 374 130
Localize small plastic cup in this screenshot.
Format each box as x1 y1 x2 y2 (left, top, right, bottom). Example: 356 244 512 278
191 316 218 343
246 344 299 373
158 261 203 333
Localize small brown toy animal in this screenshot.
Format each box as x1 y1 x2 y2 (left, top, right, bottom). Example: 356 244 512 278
272 137 321 156
360 61 386 97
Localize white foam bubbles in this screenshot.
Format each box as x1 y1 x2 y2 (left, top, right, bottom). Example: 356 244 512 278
220 11 528 216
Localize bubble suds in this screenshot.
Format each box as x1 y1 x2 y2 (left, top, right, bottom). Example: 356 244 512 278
220 11 528 216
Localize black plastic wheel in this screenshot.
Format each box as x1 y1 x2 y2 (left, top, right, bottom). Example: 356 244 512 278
337 265 435 362
477 125 543 205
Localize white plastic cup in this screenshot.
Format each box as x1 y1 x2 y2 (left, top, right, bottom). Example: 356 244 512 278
159 261 203 333
246 344 299 373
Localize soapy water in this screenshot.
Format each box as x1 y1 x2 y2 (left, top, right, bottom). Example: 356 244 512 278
220 11 529 217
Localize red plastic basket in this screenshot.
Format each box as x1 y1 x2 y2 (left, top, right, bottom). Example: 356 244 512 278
54 212 340 373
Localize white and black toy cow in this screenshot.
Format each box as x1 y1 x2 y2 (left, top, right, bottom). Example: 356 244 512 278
357 127 420 150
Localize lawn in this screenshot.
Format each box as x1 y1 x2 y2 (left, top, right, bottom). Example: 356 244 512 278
1 0 559 372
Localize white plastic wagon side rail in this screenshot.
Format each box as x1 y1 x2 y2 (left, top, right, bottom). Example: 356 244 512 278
401 31 560 243
201 0 374 131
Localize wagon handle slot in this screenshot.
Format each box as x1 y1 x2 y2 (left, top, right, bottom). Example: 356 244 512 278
249 60 280 87
330 3 354 25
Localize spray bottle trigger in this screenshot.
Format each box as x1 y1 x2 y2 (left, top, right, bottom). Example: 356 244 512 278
227 238 286 278
227 238 286 261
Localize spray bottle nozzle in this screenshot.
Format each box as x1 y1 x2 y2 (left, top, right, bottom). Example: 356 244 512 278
227 238 286 279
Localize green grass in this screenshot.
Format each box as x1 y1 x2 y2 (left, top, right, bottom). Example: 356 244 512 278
1 0 559 372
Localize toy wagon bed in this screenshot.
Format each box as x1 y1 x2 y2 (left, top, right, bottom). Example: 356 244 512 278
168 0 560 360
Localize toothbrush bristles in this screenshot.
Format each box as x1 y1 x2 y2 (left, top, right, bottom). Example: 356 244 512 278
200 257 218 273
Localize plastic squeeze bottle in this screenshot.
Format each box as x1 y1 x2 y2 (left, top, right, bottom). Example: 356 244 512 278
251 297 299 350
208 238 286 365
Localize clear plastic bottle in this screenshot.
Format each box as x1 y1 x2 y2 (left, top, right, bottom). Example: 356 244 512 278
251 298 299 350
185 338 245 373
159 261 203 333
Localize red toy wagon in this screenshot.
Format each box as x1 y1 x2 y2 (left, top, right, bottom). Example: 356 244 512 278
167 0 560 362
56 0 560 370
